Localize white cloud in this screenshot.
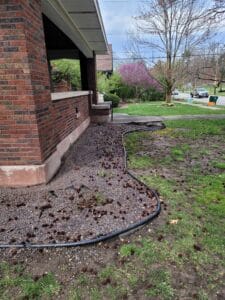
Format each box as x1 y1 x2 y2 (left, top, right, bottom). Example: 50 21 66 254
99 0 137 35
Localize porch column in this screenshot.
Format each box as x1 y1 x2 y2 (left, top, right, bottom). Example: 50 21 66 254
0 0 55 186
80 52 98 104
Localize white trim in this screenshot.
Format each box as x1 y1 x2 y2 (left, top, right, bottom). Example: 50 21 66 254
93 0 108 53
92 102 111 109
51 91 92 101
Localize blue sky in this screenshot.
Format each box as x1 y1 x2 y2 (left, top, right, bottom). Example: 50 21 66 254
99 0 140 61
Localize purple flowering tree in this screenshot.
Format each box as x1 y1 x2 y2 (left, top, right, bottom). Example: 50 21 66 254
118 62 161 99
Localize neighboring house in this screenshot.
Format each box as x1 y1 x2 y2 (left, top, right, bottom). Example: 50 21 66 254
0 0 111 187
96 44 113 76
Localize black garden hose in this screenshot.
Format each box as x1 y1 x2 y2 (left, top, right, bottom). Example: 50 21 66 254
0 123 164 249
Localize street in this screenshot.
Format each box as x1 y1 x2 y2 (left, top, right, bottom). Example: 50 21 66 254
174 92 225 106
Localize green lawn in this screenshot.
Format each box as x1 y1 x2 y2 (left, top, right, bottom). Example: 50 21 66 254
114 101 225 116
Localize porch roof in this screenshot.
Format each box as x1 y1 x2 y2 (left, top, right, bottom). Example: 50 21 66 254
41 0 108 58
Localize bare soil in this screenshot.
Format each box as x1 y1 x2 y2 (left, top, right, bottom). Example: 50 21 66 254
140 132 225 179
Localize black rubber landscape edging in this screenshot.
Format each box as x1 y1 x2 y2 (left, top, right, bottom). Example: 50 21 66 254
0 123 164 249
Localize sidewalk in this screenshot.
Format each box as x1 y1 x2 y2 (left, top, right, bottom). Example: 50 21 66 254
113 113 225 124
174 100 221 110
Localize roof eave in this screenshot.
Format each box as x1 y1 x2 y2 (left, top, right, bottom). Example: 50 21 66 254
93 0 108 53
41 0 108 58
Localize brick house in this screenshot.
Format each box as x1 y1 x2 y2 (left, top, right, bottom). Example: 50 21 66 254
0 0 111 187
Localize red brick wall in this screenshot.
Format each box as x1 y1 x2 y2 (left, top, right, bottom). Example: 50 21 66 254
52 95 90 147
53 80 72 93
0 1 91 167
0 0 53 165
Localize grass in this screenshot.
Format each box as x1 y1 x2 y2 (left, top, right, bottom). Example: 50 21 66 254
212 161 225 169
128 154 153 169
170 144 190 161
114 101 225 116
145 269 175 300
0 262 60 299
164 119 225 138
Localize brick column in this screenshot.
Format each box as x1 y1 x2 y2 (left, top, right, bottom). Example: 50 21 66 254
80 51 98 104
0 0 55 186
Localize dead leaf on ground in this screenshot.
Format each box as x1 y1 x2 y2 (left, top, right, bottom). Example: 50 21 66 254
169 219 179 224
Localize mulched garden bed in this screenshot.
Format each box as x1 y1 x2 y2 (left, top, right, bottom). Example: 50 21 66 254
0 124 159 245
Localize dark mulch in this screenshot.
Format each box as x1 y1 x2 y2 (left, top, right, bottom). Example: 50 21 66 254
0 124 159 245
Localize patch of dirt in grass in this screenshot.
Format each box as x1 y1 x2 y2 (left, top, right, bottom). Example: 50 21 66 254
138 133 225 178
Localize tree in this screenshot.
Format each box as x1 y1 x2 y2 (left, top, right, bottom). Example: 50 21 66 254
131 0 224 104
97 72 123 94
207 0 225 17
118 62 161 99
184 44 225 94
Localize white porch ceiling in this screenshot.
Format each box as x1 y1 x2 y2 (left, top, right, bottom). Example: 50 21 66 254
41 0 108 58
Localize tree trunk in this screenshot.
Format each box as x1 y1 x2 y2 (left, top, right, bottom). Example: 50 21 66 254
165 56 173 104
165 78 173 104
166 89 172 103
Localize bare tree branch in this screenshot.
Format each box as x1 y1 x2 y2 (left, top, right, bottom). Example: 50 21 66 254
126 0 225 103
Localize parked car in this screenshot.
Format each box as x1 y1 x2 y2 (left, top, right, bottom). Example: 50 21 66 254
190 87 209 98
